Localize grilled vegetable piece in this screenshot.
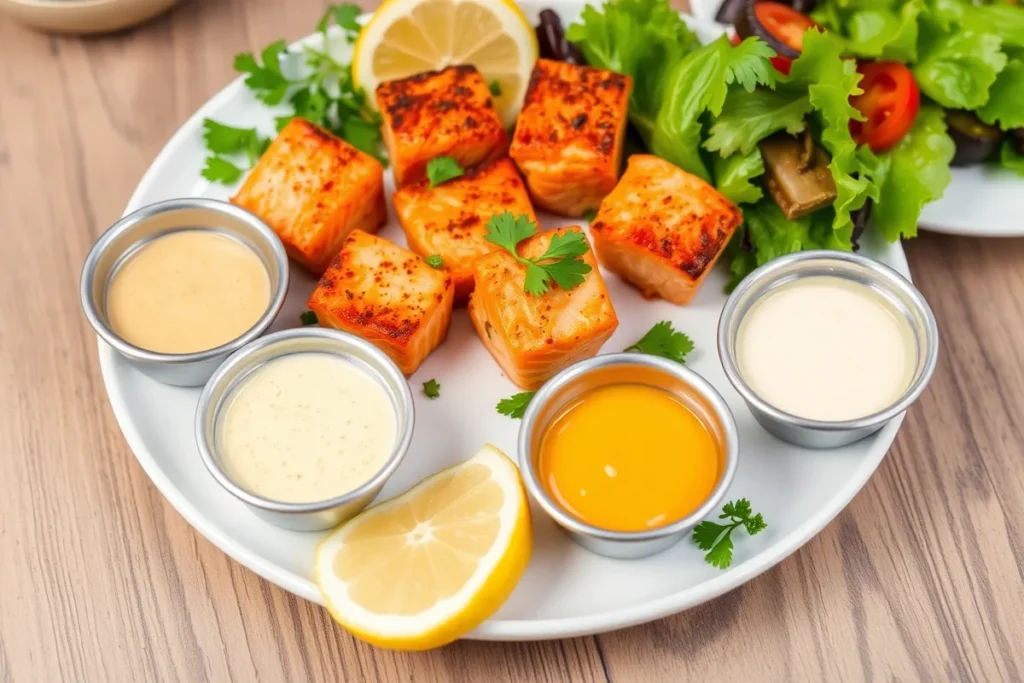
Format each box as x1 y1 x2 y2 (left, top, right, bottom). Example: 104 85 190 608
590 155 742 305
759 132 837 220
393 158 538 304
307 231 455 375
469 226 618 389
509 59 632 217
231 118 387 275
376 65 508 187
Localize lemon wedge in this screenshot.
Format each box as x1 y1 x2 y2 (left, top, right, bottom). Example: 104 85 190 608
315 444 532 650
352 0 538 126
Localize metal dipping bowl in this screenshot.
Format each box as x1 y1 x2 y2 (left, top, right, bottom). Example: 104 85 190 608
195 328 415 532
80 198 289 387
518 353 739 560
718 250 939 449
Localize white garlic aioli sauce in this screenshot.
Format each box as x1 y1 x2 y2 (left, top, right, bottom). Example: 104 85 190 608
737 276 915 422
217 352 396 503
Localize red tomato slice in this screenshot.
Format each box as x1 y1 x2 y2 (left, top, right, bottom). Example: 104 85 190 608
729 31 742 46
770 55 793 75
754 2 817 54
849 61 921 153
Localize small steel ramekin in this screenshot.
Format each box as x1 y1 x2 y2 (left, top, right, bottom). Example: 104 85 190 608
718 250 939 449
518 353 739 559
80 198 289 387
195 327 415 532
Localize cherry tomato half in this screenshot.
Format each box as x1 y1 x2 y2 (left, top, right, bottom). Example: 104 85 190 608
849 61 921 153
754 2 818 54
730 27 794 74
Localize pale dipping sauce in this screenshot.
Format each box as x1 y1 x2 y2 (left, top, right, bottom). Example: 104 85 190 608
737 276 916 422
106 230 270 354
217 352 396 503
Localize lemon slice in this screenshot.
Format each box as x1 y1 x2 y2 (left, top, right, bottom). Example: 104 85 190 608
315 444 532 650
353 0 538 126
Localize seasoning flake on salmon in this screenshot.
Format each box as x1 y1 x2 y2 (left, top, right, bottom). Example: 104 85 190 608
590 155 743 305
509 59 632 217
469 227 618 389
393 158 537 304
308 231 455 375
231 118 387 275
376 65 508 187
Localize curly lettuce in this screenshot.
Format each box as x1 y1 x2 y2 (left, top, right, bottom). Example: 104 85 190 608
978 60 1024 130
1001 142 1024 177
704 88 811 157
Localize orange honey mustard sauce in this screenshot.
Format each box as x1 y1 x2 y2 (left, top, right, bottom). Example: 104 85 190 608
538 383 721 532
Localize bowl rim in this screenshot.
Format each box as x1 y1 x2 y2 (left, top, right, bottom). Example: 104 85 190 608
194 327 416 514
79 197 289 366
517 353 740 543
717 249 940 433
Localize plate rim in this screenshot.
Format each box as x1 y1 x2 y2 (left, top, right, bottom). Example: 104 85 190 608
95 7 910 641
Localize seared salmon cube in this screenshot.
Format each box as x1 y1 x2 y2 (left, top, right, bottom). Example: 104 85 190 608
509 59 632 217
468 227 618 389
376 65 508 187
590 155 742 305
392 158 537 304
232 118 387 275
307 231 454 375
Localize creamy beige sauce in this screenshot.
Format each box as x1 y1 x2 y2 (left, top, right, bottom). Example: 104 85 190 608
217 353 397 504
106 230 270 354
737 276 916 422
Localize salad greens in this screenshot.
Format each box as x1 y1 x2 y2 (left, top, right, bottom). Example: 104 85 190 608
567 0 1019 285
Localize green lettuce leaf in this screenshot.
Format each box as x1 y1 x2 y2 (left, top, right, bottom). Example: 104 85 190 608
726 199 850 290
711 149 765 205
704 88 811 157
784 29 875 241
650 36 778 182
566 0 700 138
871 105 956 241
913 6 1008 109
846 1 923 62
978 60 1024 130
1001 141 1024 176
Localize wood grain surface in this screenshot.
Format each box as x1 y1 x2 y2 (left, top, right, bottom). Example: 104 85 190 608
1 1 1022 681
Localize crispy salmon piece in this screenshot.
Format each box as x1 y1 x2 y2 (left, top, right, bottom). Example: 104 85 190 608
590 155 742 305
376 65 508 187
231 118 387 275
308 231 454 375
468 227 618 389
509 59 632 217
392 158 537 304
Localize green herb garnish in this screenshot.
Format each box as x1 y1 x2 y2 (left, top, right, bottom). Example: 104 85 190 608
693 499 767 569
496 391 535 419
624 321 694 364
582 208 598 222
299 310 318 326
484 212 591 295
423 379 441 399
425 254 445 269
489 80 503 96
200 119 271 184
426 156 465 187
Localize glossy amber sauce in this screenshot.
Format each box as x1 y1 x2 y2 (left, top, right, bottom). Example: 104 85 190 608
539 383 721 532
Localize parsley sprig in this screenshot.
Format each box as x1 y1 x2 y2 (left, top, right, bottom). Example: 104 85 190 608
484 213 592 295
426 156 464 187
496 391 535 419
201 4 384 184
693 499 767 569
423 379 441 399
200 120 271 184
625 321 694 364
425 254 445 269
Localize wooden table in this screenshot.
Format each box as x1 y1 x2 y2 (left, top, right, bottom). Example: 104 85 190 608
2 1 1022 680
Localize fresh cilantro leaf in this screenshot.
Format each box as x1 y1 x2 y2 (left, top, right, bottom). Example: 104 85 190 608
299 310 318 326
583 208 598 222
426 156 465 187
725 37 778 92
425 254 444 269
201 156 245 184
489 80 503 96
423 379 441 399
326 4 362 42
496 391 535 419
202 119 260 155
693 498 767 570
343 117 385 163
484 212 592 295
625 321 694 363
234 40 292 105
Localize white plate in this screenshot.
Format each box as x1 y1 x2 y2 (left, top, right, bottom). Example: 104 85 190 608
688 0 1024 237
97 5 910 641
